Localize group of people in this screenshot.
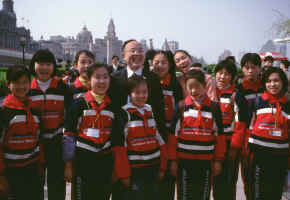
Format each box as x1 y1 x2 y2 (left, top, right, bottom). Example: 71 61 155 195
0 39 289 200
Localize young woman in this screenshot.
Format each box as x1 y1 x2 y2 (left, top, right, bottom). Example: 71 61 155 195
63 63 117 200
113 75 167 200
151 50 183 200
28 49 72 200
0 66 43 200
168 69 226 200
246 67 289 200
173 50 218 102
72 50 95 99
212 60 248 200
236 53 263 199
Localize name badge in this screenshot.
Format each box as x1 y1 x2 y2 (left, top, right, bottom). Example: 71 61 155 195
269 129 282 137
86 128 100 138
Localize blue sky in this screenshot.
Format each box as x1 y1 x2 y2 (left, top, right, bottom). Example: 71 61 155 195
13 0 290 63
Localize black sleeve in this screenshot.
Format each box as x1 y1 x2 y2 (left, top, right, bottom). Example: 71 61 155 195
211 101 224 135
147 73 167 141
111 108 128 147
234 91 249 125
173 79 184 105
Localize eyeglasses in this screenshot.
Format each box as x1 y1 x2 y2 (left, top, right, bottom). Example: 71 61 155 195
125 48 144 54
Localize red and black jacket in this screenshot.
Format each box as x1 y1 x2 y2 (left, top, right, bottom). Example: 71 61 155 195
248 91 289 155
72 77 90 100
28 77 72 140
63 91 118 161
160 74 183 129
112 103 167 179
168 95 226 161
0 94 44 174
236 78 264 150
216 85 248 148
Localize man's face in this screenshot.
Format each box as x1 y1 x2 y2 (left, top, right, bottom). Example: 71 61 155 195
263 60 273 69
112 57 119 66
122 41 145 71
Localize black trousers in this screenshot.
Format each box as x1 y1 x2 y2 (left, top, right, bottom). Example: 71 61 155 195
6 163 42 200
177 159 211 200
122 165 161 200
74 150 113 200
159 162 176 200
213 141 240 200
42 135 65 200
248 152 287 200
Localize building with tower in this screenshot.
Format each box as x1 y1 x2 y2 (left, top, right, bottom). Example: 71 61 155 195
162 39 179 52
44 18 122 64
0 0 39 52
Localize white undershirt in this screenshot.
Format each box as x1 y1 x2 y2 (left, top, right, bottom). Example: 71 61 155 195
37 79 52 92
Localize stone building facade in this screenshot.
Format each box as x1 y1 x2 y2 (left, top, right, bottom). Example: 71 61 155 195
0 0 39 52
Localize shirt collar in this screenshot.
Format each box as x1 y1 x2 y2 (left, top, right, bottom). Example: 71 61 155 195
127 66 143 78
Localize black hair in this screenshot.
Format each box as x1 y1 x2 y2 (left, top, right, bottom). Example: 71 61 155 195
112 55 119 60
121 39 137 52
143 49 157 73
74 50 95 65
262 67 288 95
7 65 30 84
240 53 261 68
29 49 57 76
264 56 274 63
127 75 148 95
151 50 177 76
87 63 109 80
185 69 206 86
215 60 237 83
192 63 202 68
281 60 289 67
225 56 236 64
174 49 192 61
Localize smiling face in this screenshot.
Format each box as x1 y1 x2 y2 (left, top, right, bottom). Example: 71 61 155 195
130 82 148 108
265 72 283 96
215 68 232 89
122 41 145 71
8 75 30 101
152 53 170 79
186 78 206 101
174 51 192 74
90 67 110 95
35 62 54 82
76 53 94 80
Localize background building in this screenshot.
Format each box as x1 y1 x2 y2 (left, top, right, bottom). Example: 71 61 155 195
0 0 39 53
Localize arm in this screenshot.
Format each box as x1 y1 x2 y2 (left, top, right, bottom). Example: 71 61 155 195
148 74 167 142
111 109 131 180
230 92 248 150
212 101 226 161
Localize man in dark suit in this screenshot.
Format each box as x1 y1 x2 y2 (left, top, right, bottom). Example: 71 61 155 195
110 39 167 200
107 55 123 74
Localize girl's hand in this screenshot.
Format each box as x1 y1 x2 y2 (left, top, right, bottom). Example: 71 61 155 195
228 147 239 160
212 161 222 176
112 170 118 182
38 163 45 184
170 160 178 177
120 177 130 188
0 175 9 198
158 170 165 181
64 161 73 183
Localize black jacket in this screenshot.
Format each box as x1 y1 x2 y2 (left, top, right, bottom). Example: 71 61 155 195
109 67 167 141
